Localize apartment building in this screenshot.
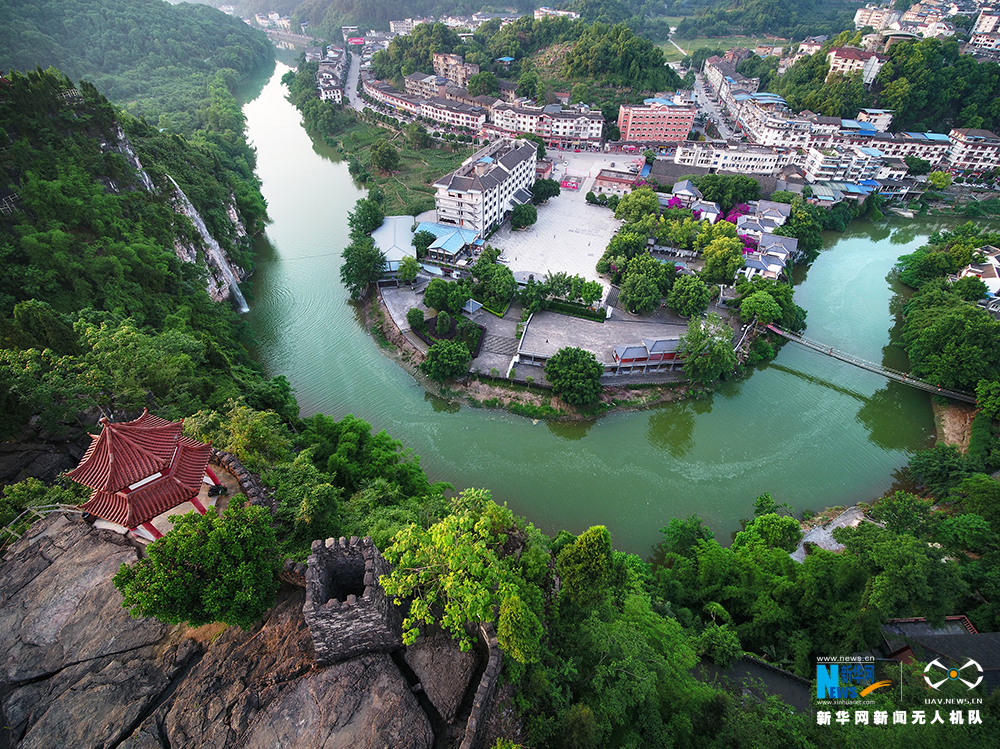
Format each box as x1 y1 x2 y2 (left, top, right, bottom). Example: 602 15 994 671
826 48 887 83
738 98 813 148
856 108 894 132
617 97 696 144
945 128 1000 172
404 73 448 99
803 145 886 183
974 7 1000 33
534 6 581 20
432 53 479 88
433 139 537 233
854 4 900 30
673 142 794 175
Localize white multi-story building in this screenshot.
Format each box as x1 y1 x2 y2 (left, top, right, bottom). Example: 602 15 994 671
946 128 1000 172
802 145 888 183
484 103 604 148
974 7 1000 34
854 4 900 30
856 108 894 132
534 6 580 20
738 99 812 148
673 142 794 174
826 48 887 83
433 139 537 234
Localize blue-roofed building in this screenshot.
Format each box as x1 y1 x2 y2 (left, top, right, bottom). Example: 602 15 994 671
415 221 480 263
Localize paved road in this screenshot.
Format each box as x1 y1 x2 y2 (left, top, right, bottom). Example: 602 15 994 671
344 51 363 111
692 72 733 140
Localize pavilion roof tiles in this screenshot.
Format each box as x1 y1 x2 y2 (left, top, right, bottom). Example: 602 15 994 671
69 410 212 529
68 411 182 493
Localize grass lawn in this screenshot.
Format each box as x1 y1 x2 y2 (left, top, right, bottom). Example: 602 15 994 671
340 119 474 215
660 35 787 62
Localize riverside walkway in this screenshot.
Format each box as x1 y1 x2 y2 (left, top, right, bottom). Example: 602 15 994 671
765 324 977 404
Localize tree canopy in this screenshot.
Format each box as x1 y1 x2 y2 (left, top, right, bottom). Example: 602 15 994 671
113 499 281 630
545 346 604 407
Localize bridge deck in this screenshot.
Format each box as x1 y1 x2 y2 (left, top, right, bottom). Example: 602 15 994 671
765 325 977 404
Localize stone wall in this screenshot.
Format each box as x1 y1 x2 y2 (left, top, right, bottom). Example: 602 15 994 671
459 622 502 749
210 448 273 512
303 536 403 664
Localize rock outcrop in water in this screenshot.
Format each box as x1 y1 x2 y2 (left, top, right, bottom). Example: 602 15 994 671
0 514 438 749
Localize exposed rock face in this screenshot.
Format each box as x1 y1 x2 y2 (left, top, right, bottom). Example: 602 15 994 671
404 633 478 723
241 654 434 749
0 514 434 749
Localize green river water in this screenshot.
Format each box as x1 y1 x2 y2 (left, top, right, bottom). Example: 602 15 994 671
243 64 941 555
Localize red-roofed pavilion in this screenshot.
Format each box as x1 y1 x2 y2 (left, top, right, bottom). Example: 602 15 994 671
68 410 218 539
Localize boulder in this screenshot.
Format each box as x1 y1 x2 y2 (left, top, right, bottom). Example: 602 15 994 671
241 654 434 749
404 633 478 723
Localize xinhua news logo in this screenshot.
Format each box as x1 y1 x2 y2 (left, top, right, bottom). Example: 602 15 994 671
817 660 892 700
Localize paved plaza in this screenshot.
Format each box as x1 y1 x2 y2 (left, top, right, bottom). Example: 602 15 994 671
487 150 640 289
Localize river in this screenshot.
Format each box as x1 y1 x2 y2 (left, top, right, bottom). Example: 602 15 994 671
243 63 939 555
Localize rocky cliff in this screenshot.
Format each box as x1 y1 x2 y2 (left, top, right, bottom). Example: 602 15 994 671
0 514 437 749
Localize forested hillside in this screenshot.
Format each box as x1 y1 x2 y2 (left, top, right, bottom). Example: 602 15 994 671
0 69 290 440
0 0 272 133
770 36 1000 133
672 0 853 40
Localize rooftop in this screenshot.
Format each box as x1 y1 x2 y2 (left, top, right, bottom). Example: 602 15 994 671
519 312 687 366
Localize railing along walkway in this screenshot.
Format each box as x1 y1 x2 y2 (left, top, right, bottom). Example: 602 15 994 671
0 504 83 550
765 324 977 404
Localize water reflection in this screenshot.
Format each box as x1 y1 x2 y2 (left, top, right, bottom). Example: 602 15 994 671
546 419 595 440
424 392 461 414
856 383 934 453
646 397 713 457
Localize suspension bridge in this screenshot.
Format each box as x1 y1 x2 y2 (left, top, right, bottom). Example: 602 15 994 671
764 324 977 404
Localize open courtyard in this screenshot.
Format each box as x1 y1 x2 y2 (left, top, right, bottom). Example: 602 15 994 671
485 150 642 290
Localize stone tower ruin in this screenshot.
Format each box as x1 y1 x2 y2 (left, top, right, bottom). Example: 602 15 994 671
303 536 403 664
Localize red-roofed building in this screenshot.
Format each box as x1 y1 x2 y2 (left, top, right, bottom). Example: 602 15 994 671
69 410 215 540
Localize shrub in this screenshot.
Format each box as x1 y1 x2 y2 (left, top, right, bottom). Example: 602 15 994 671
436 311 452 336
406 307 425 332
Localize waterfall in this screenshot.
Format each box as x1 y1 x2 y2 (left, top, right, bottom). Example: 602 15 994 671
168 177 250 313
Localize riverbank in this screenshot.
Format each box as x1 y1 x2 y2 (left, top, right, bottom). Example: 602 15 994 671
367 289 698 420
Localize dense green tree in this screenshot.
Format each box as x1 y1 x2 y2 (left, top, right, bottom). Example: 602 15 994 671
976 380 1000 421
544 346 604 407
497 593 544 664
700 236 744 285
412 229 437 259
398 255 421 284
667 275 711 318
113 499 281 630
952 275 989 301
740 290 782 324
406 122 430 150
531 178 561 204
908 443 971 499
436 310 452 337
694 174 760 212
420 339 471 382
618 272 660 313
339 236 387 300
467 71 499 97
379 488 521 649
678 313 737 385
614 187 660 223
905 156 932 175
557 525 613 603
369 138 400 174
927 170 953 190
406 306 425 332
348 197 385 239
511 203 538 230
